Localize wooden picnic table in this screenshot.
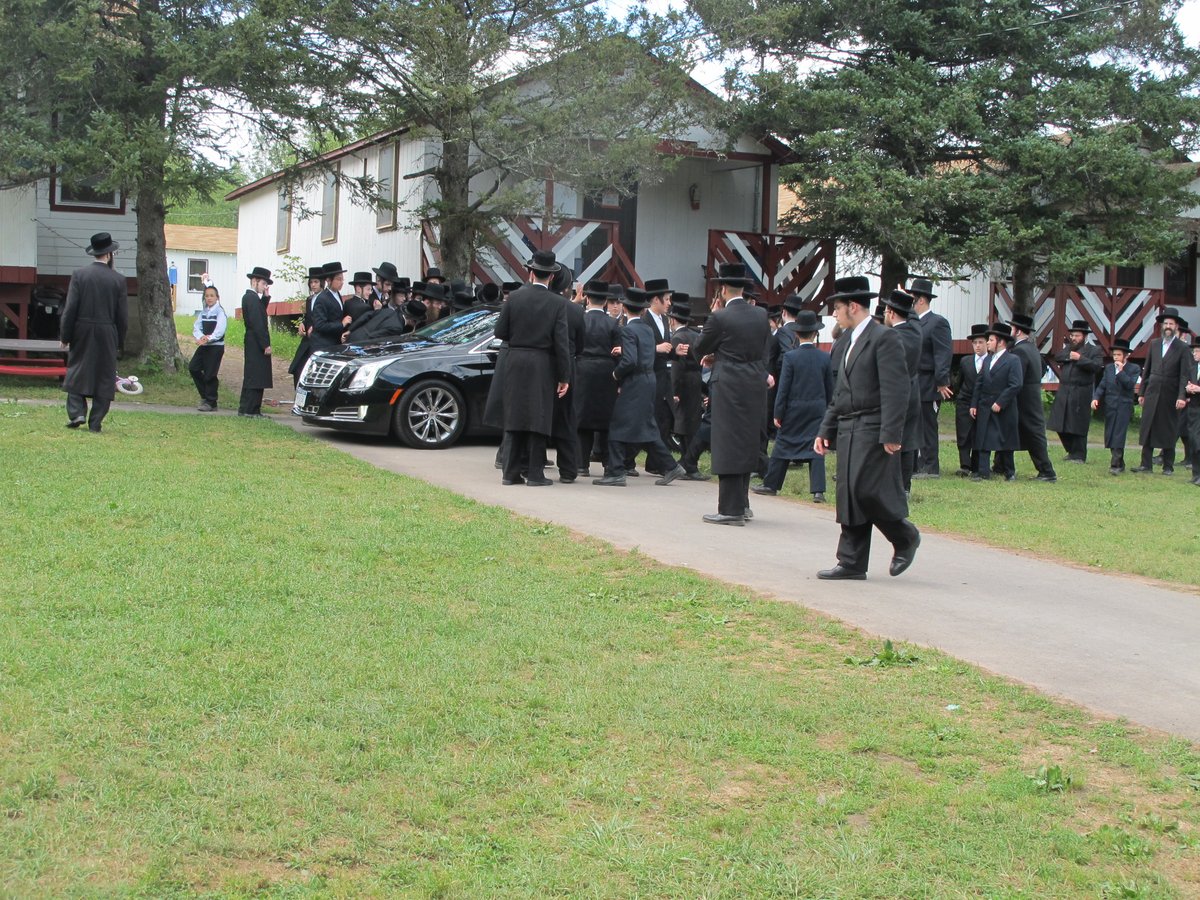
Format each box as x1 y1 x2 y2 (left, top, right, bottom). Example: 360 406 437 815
0 338 68 378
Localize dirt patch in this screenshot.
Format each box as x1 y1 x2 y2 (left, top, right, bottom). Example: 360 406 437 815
178 334 296 408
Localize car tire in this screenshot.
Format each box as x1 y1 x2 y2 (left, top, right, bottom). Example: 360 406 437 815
393 380 467 449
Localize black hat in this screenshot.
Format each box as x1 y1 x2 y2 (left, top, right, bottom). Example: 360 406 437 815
307 266 325 281
667 301 692 322
908 276 937 299
448 279 468 296
1156 306 1183 324
424 267 445 281
477 283 500 304
373 262 400 282
393 276 411 291
882 289 915 317
782 293 806 314
644 278 670 295
767 305 783 320
583 280 609 299
404 298 427 318
451 288 475 310
85 232 118 256
409 281 425 296
549 263 575 296
349 271 374 286
1008 313 1036 333
622 287 650 310
525 250 560 275
1111 337 1133 354
246 266 274 285
418 282 448 302
967 323 989 340
827 275 876 305
715 263 750 286
794 309 821 333
872 302 886 322
1179 318 1191 334
502 281 522 293
322 261 347 277
986 321 1015 341
607 284 625 300
1067 319 1090 335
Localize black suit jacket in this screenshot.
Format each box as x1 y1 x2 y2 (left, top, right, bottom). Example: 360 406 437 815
916 310 952 400
310 288 346 351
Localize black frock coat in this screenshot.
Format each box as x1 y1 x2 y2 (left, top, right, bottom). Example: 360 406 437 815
551 297 586 440
817 320 909 526
954 355 986 448
1092 361 1141 448
60 261 128 400
1048 341 1103 434
892 318 922 447
1009 337 1050 444
240 288 273 390
310 288 346 352
608 317 661 444
493 284 570 436
575 308 621 430
1138 337 1191 446
287 292 317 379
772 343 832 460
917 311 953 400
971 350 1022 451
670 324 704 437
343 295 372 324
692 298 771 475
347 306 408 343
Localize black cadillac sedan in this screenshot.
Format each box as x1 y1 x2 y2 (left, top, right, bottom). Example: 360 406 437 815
293 306 502 448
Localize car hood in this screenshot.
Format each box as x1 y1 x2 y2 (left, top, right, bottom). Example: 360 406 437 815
314 339 455 364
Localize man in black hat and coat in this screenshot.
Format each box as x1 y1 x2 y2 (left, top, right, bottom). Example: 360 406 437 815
881 290 921 493
692 263 772 524
60 232 128 432
970 323 1023 480
955 324 990 475
344 272 376 323
1007 314 1058 482
1091 338 1141 474
815 276 920 577
372 262 401 307
910 277 952 477
1048 319 1103 461
493 250 571 486
550 272 586 482
1133 307 1191 474
288 265 324 387
1184 342 1200 484
239 266 274 416
668 296 708 479
642 278 675 455
310 262 351 352
575 281 621 476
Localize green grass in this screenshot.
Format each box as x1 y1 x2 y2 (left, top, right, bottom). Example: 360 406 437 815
175 313 303 360
2 407 1198 896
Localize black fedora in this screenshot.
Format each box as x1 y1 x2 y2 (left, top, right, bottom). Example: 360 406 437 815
986 322 1014 341
967 323 989 340
349 271 374 286
1111 337 1133 354
1179 318 1191 334
393 277 411 292
882 289 915 317
1008 313 1036 333
583 280 609 299
502 281 522 293
622 286 650 310
794 309 822 332
1067 319 1090 334
424 267 445 282
871 302 886 322
908 276 937 299
525 250 560 275
404 298 427 318
782 293 806 315
418 282 448 302
715 263 750 286
667 301 692 322
306 266 325 281
477 283 500 304
246 266 273 285
644 278 670 295
373 262 400 282
452 287 475 310
85 232 118 256
1156 305 1183 324
322 261 347 277
827 275 876 305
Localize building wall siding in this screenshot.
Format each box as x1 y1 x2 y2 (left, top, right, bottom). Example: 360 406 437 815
0 187 38 269
34 181 137 278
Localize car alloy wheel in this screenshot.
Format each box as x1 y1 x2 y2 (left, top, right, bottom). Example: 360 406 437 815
395 381 466 449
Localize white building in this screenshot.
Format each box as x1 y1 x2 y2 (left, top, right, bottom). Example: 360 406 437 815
164 225 239 314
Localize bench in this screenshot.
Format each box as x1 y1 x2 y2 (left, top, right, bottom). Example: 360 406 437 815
0 339 68 378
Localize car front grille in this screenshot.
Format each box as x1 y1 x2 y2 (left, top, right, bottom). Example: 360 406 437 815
301 357 347 389
329 406 367 421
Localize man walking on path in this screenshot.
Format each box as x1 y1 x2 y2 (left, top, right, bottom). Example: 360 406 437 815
60 232 128 433
1133 306 1191 475
239 266 273 417
692 264 771 525
1048 320 1103 462
814 276 919 578
1008 314 1058 482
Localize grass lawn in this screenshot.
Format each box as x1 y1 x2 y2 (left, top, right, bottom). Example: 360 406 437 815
2 406 1198 896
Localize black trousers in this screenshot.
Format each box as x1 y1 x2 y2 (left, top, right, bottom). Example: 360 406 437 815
654 369 673 448
1057 431 1088 459
680 421 711 473
551 431 580 480
957 446 979 473
978 449 1015 479
189 344 224 405
238 387 264 415
504 431 547 481
66 393 111 431
608 436 676 478
1110 447 1126 469
1140 443 1176 471
917 401 940 473
762 456 826 494
1018 417 1057 477
836 518 920 574
717 472 751 516
577 429 607 472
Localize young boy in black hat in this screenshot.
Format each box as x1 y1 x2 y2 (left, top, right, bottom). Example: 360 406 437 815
1091 338 1141 475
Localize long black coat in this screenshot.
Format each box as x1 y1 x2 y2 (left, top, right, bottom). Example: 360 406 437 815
287 292 317 379
1138 337 1191 446
670 324 704 438
1010 337 1050 446
348 306 408 343
955 354 987 449
917 311 953 400
609 317 661 443
892 318 922 447
772 343 832 460
310 288 346 352
240 288 273 390
60 262 128 400
343 295 372 324
1092 360 1141 448
972 349 1022 451
818 320 909 527
692 298 771 475
1048 341 1103 435
493 284 570 436
551 297 586 440
575 308 620 430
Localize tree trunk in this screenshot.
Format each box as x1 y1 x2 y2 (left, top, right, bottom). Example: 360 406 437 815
879 249 909 297
1012 259 1037 317
134 177 182 372
437 136 474 281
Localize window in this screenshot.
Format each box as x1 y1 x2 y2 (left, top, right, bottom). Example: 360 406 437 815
321 166 339 243
1111 265 1144 288
50 173 124 213
1164 241 1197 308
187 259 209 293
276 188 291 253
376 143 398 230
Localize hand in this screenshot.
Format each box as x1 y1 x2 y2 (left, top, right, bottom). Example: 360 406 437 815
1187 382 1200 394
767 374 776 389
883 442 901 455
202 272 210 283
774 418 782 428
701 354 714 368
938 385 954 400
341 331 349 343
656 341 671 354
197 336 208 346
1138 396 1144 405
970 407 977 419
991 402 1001 413
814 436 829 456
296 320 305 334
1090 399 1099 410
1069 351 1080 361
675 343 689 356
674 396 681 405
342 315 352 325
264 347 272 356
557 382 569 399
1176 398 1187 410
611 346 621 356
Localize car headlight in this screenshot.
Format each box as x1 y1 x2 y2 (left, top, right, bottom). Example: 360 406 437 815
345 359 394 392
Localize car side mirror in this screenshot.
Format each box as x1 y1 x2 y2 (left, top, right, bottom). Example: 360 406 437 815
486 337 503 351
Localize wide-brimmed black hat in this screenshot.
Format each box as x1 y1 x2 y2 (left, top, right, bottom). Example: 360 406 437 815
667 301 692 322
525 250 560 275
1008 313 1036 333
502 281 522 293
418 282 448 302
782 293 806 314
246 266 274 285
1156 306 1183 324
404 298 427 318
794 309 822 333
1179 318 1190 334
622 286 650 310
393 277 411 291
322 261 347 277
987 322 1015 341
373 262 400 282
424 267 445 281
477 283 500 304
871 302 886 322
86 232 118 256
767 305 783 320
827 275 876 305
583 280 609 299
607 285 625 301
715 263 750 286
307 266 325 281
908 276 937 299
349 271 374 286
1111 337 1133 354
967 323 989 340
882 289 915 317
644 278 670 295
451 288 475 310
1067 319 1090 334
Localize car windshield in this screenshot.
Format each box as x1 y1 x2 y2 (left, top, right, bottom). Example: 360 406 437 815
411 307 499 345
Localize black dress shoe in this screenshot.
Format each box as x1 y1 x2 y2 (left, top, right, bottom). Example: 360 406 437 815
889 534 921 577
969 473 989 481
501 477 525 485
655 465 687 486
559 476 576 484
1035 473 1058 482
88 426 102 433
592 475 626 486
526 477 554 486
1190 475 1200 486
744 507 754 520
1130 466 1151 473
625 469 640 477
66 418 85 429
682 470 711 481
1163 468 1175 476
812 492 826 503
702 513 745 526
817 565 865 581
750 485 777 496
1109 467 1124 476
